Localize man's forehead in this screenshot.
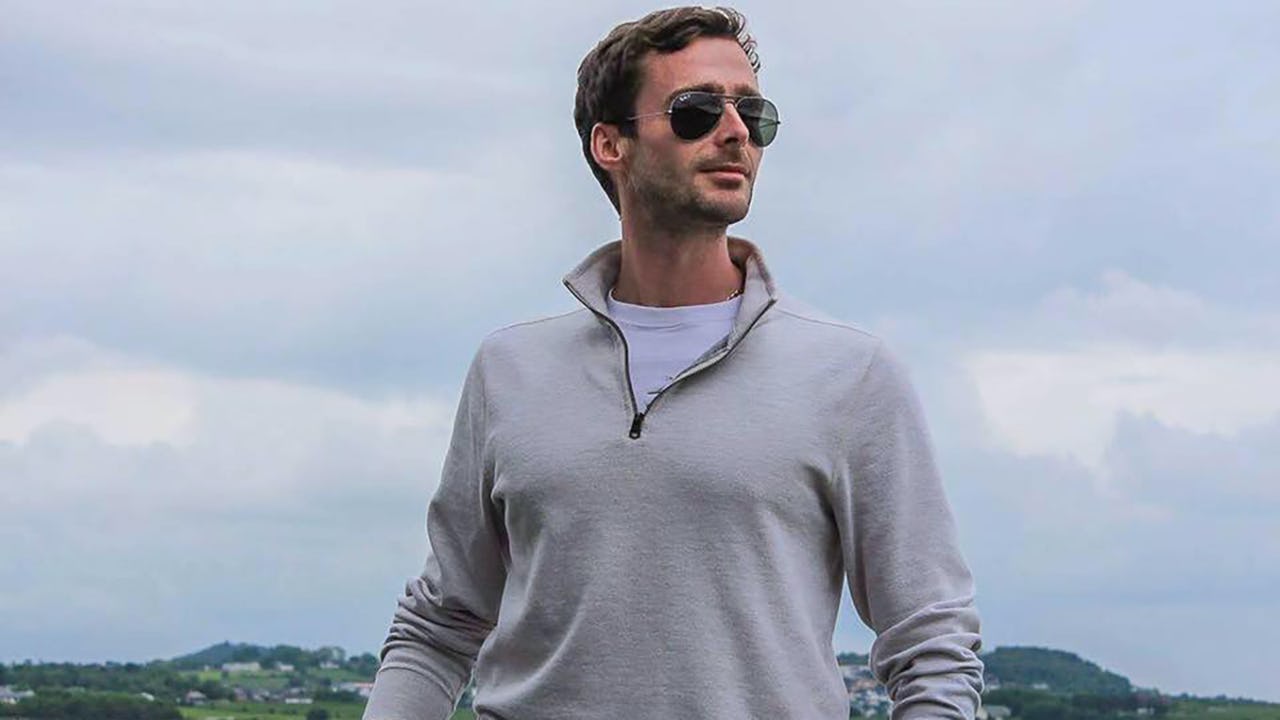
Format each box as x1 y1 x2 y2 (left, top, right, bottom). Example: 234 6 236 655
638 39 759 102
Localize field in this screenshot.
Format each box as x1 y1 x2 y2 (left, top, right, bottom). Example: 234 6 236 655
1167 698 1280 719
177 701 477 720
173 696 1280 720
180 668 369 692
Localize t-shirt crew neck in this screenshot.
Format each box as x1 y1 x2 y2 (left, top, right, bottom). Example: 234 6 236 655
605 286 742 327
605 286 742 412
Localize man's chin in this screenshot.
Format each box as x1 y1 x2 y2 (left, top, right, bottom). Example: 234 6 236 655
695 198 750 226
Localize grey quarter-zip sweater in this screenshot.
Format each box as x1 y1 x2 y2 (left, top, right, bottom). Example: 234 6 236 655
363 236 984 720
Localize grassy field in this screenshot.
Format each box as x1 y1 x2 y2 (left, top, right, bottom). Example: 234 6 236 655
178 701 478 720
175 697 1280 720
178 668 369 693
180 700 359 720
1167 698 1280 719
181 670 288 692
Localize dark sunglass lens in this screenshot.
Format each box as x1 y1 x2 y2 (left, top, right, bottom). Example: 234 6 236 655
738 97 779 147
750 119 779 147
669 92 722 140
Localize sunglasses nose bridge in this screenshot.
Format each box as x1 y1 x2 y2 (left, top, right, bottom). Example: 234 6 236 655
713 97 751 143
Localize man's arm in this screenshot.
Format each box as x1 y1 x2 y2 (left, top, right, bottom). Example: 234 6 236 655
831 339 984 720
363 342 508 720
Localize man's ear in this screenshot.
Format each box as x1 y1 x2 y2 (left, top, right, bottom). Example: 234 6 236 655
591 122 628 175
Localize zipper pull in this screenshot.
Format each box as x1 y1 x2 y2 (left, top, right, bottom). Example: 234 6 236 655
629 412 645 439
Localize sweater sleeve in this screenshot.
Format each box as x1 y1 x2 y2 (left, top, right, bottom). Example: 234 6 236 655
363 343 508 720
833 340 985 720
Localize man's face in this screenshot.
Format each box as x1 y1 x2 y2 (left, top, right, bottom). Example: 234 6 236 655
620 36 764 228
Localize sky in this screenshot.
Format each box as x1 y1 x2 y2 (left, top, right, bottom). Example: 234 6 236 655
2 0 1278 704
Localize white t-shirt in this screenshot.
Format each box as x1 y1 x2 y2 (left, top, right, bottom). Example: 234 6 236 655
605 286 742 412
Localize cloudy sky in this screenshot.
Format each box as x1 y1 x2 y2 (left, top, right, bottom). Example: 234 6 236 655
3 0 1278 704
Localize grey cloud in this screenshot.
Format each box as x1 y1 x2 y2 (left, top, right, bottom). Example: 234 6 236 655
0 141 609 394
1106 412 1280 519
5 0 1280 703
0 375 455 664
6 0 1277 392
939 411 1280 700
744 0 1280 327
0 2 582 166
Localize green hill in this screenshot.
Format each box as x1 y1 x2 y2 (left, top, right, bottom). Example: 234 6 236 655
165 641 252 669
163 642 348 671
982 646 1132 695
835 651 869 666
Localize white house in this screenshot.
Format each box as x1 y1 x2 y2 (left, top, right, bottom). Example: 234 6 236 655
336 681 375 699
1 686 36 705
978 704 1012 720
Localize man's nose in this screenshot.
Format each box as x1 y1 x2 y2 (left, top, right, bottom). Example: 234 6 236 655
716 99 750 144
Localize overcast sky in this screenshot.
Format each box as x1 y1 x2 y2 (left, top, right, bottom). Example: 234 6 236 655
2 0 1278 704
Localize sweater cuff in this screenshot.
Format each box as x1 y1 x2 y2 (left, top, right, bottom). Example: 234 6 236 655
361 664 458 720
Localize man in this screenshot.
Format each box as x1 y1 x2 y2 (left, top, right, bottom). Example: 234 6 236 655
363 6 983 720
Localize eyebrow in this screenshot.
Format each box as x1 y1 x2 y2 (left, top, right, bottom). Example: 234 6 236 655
663 82 762 106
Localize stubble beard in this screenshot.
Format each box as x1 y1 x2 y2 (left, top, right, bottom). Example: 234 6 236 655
625 149 752 231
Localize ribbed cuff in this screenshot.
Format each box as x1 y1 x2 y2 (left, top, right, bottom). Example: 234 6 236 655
361 664 458 720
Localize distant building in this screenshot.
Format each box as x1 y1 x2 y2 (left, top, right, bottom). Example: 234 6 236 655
979 704 1012 720
184 690 208 706
222 662 262 673
137 692 155 702
336 681 376 699
1 686 37 704
320 660 339 669
276 663 295 672
284 697 314 704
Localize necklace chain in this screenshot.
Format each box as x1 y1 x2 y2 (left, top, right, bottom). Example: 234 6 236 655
724 268 745 301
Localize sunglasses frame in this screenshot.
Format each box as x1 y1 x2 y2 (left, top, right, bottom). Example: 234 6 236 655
623 90 780 147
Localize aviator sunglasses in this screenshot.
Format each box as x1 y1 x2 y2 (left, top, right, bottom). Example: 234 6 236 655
624 90 780 147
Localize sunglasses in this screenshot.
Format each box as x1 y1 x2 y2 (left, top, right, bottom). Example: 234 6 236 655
624 90 780 147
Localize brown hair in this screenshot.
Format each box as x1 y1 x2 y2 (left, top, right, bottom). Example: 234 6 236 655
573 6 760 214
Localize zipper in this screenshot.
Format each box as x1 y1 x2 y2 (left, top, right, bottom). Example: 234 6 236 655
596 312 644 436
628 298 775 438
565 282 776 439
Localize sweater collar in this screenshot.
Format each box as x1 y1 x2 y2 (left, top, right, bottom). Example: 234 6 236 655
562 235 779 349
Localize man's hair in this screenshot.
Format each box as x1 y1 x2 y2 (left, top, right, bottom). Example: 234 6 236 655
574 6 760 214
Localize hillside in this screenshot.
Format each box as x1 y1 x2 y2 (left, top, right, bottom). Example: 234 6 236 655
164 642 349 671
982 646 1132 695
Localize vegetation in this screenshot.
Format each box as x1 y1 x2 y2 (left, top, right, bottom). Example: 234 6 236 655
836 650 869 666
162 642 366 674
985 687 1171 719
3 642 1276 720
1165 695 1280 720
982 646 1132 695
0 688 182 719
0 661 224 700
174 700 364 720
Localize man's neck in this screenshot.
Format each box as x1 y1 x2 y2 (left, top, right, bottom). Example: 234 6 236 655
611 213 744 308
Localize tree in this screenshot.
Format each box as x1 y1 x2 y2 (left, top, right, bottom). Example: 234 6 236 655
305 708 330 720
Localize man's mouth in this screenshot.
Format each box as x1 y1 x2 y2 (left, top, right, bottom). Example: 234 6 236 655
702 164 749 177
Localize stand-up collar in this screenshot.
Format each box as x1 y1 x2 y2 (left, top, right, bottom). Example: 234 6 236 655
562 235 780 352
